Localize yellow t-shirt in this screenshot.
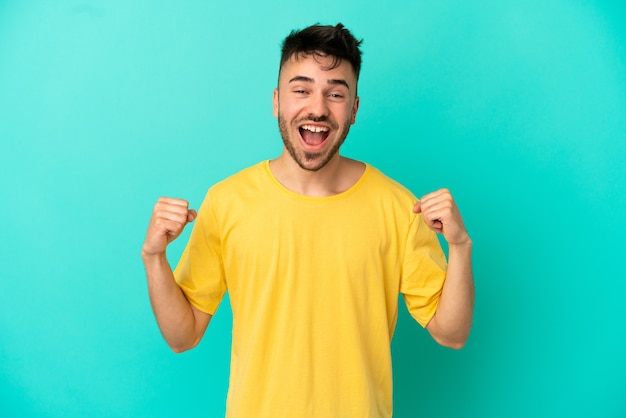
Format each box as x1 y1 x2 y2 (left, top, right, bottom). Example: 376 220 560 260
174 161 447 418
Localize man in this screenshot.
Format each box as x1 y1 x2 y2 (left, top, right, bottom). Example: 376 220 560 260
142 23 473 418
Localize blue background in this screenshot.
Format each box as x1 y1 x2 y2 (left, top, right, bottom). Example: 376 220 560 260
1 1 625 417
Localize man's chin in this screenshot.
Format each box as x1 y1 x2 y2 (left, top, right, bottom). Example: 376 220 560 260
284 145 329 172
296 158 327 172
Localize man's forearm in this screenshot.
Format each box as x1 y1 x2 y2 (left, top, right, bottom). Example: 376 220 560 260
143 253 203 353
427 241 474 349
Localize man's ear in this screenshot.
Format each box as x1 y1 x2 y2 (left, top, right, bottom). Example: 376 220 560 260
273 88 279 118
351 96 360 125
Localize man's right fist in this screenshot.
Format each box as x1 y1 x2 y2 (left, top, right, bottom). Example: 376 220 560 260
142 197 197 257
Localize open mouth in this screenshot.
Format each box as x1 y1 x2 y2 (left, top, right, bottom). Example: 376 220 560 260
299 124 330 147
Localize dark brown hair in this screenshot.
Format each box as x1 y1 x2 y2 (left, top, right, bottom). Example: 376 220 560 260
279 23 363 80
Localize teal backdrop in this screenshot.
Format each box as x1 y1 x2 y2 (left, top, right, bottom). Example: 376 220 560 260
1 0 625 417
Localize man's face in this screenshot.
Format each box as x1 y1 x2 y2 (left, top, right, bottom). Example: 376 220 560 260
273 53 360 171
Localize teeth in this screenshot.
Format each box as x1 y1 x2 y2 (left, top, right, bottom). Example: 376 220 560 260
301 125 329 133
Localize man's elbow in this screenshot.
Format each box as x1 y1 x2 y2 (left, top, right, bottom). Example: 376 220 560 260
170 344 193 354
427 318 471 349
167 337 201 354
434 335 468 350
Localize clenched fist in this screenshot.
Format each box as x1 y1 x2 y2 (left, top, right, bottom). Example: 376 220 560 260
142 197 197 257
413 188 471 247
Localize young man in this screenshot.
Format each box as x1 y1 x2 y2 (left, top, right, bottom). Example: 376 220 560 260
142 23 473 418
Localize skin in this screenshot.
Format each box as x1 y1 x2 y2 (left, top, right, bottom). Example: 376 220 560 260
270 53 363 196
415 189 474 348
142 52 474 352
142 198 210 353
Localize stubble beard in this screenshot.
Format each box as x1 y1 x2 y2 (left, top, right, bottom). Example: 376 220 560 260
277 113 352 172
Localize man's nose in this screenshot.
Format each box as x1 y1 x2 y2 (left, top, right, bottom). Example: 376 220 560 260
306 92 330 118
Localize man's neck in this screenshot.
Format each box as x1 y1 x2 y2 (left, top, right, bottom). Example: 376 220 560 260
269 152 365 197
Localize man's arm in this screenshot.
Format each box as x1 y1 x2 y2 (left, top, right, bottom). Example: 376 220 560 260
414 189 474 349
142 197 212 353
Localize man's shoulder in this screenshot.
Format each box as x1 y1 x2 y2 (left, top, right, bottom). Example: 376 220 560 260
363 163 417 201
209 161 268 192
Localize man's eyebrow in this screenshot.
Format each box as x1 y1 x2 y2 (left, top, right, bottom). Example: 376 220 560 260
288 76 351 90
288 76 314 84
328 79 350 90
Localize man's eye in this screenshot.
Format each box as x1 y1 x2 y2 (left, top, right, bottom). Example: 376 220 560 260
329 93 344 99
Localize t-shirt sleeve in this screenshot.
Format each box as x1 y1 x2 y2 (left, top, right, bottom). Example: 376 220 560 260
173 190 227 315
400 213 448 327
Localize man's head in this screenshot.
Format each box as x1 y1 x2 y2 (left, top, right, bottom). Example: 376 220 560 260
278 23 363 84
274 24 363 172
